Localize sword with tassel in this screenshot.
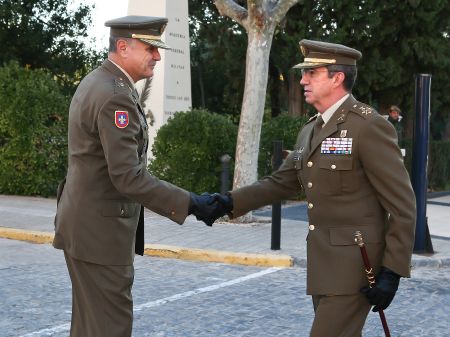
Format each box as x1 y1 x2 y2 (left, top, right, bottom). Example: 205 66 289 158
354 230 391 337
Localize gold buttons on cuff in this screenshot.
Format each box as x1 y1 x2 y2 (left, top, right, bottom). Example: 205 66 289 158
307 182 313 188
307 161 313 168
309 224 315 231
331 164 337 170
308 203 314 209
171 211 175 215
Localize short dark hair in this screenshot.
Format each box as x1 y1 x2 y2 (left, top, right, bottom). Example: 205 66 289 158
108 36 134 53
327 64 357 92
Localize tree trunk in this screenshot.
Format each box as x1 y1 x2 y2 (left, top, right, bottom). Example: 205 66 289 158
233 27 275 222
214 0 301 222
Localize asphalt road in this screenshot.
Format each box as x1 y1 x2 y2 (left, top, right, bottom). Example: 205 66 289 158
1 238 449 337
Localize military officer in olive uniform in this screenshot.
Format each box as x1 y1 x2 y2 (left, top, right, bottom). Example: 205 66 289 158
210 40 416 336
53 16 220 337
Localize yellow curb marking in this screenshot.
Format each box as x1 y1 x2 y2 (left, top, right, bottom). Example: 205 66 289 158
144 244 294 268
0 227 294 268
0 227 54 244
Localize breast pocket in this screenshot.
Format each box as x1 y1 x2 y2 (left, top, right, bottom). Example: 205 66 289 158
319 156 353 195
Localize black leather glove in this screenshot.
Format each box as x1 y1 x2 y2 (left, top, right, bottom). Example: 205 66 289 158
188 192 229 226
361 266 400 312
210 193 233 214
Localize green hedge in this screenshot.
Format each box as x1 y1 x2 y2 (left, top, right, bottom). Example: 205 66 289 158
149 109 237 193
0 62 69 196
258 113 309 177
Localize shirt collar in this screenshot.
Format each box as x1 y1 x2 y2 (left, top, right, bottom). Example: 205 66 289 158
108 59 135 88
321 94 350 125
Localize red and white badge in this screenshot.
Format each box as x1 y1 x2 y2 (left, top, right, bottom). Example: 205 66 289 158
115 111 129 128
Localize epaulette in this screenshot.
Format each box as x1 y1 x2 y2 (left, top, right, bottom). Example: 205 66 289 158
349 101 377 119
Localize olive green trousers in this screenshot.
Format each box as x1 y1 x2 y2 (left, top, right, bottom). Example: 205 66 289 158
310 293 372 337
64 252 134 337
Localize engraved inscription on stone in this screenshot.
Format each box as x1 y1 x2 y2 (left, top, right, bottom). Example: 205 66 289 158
128 0 192 158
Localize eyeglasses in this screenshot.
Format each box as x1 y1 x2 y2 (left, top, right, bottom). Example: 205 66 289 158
300 68 329 78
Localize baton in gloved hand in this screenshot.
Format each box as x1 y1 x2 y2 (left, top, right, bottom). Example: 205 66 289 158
354 231 391 337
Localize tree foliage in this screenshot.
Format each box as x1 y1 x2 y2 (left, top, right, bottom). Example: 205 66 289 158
0 0 102 92
188 0 450 139
189 1 247 119
0 61 69 196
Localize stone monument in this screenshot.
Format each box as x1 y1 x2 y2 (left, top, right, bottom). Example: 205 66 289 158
128 0 192 155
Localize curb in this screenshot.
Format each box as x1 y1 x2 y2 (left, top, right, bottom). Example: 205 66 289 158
0 227 293 268
144 244 294 268
1 226 448 268
0 226 54 244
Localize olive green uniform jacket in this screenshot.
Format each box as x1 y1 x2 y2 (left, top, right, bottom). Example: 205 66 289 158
230 95 416 295
54 60 190 266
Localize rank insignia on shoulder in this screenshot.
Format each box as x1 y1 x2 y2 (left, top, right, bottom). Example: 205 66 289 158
359 106 372 115
115 78 125 87
115 111 129 128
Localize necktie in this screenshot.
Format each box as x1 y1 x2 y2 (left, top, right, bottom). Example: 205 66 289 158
311 114 324 144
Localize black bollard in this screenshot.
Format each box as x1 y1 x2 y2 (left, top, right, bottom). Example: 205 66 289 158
412 74 434 254
271 140 283 250
220 154 231 195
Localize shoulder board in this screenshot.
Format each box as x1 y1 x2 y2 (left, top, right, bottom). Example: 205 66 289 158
349 101 378 119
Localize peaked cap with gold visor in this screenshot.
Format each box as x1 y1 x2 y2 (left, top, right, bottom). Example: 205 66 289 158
105 15 170 50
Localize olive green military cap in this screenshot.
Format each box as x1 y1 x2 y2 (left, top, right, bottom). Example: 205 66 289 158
105 15 170 50
293 39 362 69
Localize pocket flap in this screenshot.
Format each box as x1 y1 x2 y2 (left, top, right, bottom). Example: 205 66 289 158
329 226 383 246
319 156 352 171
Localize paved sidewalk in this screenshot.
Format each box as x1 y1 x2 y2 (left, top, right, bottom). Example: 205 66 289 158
0 193 449 268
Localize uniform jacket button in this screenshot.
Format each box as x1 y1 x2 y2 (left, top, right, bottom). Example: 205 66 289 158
308 203 314 209
171 211 175 216
120 209 125 216
331 164 337 170
309 224 315 231
307 182 313 188
307 161 313 168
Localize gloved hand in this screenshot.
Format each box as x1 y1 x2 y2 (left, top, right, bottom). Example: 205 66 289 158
210 193 233 214
188 192 230 226
360 266 400 312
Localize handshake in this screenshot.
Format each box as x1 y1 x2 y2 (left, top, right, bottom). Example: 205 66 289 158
188 192 234 226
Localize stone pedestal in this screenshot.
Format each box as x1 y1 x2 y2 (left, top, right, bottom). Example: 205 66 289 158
128 0 192 156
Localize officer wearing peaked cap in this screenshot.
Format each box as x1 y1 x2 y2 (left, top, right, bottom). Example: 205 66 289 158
53 15 223 337
104 15 171 50
203 39 416 337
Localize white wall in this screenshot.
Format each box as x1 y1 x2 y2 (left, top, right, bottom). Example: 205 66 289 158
128 0 192 157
